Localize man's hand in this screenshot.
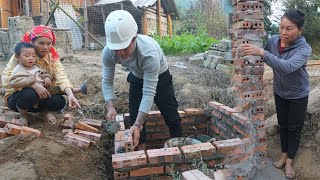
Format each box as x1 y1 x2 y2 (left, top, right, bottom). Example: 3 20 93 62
105 100 117 121
130 125 141 148
31 83 51 99
43 77 52 88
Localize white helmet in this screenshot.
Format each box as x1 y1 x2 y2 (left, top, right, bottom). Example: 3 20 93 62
105 10 138 50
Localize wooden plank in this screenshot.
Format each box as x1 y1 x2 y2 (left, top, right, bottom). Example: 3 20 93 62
157 0 161 38
167 14 172 38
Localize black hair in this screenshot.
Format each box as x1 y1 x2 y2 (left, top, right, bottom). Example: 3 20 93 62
282 9 305 29
14 42 35 56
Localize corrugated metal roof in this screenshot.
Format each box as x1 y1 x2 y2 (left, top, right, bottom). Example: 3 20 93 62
133 0 179 19
133 0 157 8
95 0 134 5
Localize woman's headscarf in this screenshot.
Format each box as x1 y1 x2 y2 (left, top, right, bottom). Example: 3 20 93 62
22 25 59 60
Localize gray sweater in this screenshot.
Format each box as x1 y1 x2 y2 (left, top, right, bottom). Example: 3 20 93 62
102 35 168 113
263 35 312 99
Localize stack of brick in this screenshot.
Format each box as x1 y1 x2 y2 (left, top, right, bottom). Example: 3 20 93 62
0 115 42 139
204 39 233 72
112 107 256 179
112 141 222 179
232 0 266 177
62 113 102 149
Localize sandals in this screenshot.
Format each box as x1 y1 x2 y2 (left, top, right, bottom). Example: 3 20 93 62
272 161 286 169
285 164 296 179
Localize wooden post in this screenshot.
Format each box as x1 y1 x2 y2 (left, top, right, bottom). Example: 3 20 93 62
101 6 106 25
142 11 148 35
25 0 30 17
41 0 50 24
167 14 172 38
156 0 162 38
45 0 59 26
84 0 89 49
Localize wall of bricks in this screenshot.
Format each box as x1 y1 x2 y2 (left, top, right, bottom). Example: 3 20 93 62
112 105 253 179
232 0 266 178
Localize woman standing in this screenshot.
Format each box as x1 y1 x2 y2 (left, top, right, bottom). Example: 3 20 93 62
2 25 82 125
241 9 312 179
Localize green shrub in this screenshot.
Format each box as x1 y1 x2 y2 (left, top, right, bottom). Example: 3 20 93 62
152 32 218 55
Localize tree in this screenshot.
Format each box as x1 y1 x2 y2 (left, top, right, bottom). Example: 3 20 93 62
173 0 228 39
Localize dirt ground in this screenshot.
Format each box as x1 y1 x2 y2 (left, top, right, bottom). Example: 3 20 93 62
1 50 320 179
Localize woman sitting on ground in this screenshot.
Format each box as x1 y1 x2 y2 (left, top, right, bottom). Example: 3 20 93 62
1 25 86 125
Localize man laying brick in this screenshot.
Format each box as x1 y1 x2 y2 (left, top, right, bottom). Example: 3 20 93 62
102 10 182 150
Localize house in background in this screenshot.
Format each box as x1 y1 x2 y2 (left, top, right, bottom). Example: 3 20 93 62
85 0 179 37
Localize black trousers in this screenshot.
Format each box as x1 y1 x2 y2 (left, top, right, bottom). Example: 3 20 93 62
127 69 182 144
7 87 66 112
274 93 308 159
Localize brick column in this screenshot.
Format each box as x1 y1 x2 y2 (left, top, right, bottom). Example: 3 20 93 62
232 0 266 177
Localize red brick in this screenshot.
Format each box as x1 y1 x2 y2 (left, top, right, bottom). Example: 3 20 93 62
147 111 162 118
20 127 41 137
112 150 147 169
255 144 268 152
181 142 216 160
115 130 125 142
0 116 26 127
0 128 8 139
61 120 74 129
62 129 73 134
253 113 265 121
130 166 164 177
252 20 264 29
74 129 101 142
252 2 264 11
233 58 264 67
209 124 220 135
4 123 22 135
181 118 194 123
219 106 237 116
213 138 248 156
147 147 181 164
116 114 124 122
231 113 248 127
81 118 103 129
233 10 264 22
233 20 252 30
184 108 204 116
64 133 91 149
233 29 265 39
114 171 129 180
233 125 250 138
147 132 170 140
209 101 223 110
211 109 222 119
182 169 211 180
124 129 133 152
63 113 72 121
235 66 265 75
206 160 216 168
75 122 98 133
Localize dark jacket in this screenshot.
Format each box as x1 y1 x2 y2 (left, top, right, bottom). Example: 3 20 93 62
263 35 312 99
